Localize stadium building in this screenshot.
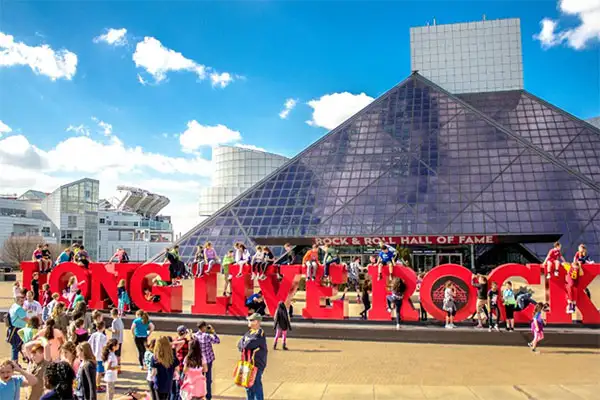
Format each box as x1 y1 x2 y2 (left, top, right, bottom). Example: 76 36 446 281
169 18 599 270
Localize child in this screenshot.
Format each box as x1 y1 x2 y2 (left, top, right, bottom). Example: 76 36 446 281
377 244 396 282
91 310 104 334
72 290 85 309
251 245 264 280
198 242 220 277
72 318 90 344
528 303 545 352
221 250 235 296
151 275 169 287
417 273 427 321
360 280 372 320
273 301 292 350
503 281 517 332
144 288 160 303
487 281 501 332
193 245 204 278
543 241 566 279
32 244 44 272
13 281 22 299
41 283 52 307
302 244 319 281
261 246 275 281
471 274 489 329
564 261 584 314
321 244 340 280
31 272 40 302
66 276 86 307
443 281 457 329
41 244 53 273
88 320 108 393
17 315 40 345
234 243 251 278
110 308 124 370
387 278 406 330
574 243 593 265
172 325 190 393
102 339 120 400
143 339 157 388
24 290 42 319
76 342 98 400
117 279 130 317
342 257 362 303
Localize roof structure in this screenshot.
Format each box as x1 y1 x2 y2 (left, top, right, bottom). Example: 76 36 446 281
112 186 170 218
170 73 600 261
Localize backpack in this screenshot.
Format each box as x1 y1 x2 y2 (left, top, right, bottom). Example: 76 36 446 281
121 251 130 263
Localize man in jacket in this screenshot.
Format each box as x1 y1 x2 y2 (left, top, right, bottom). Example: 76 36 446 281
237 313 268 400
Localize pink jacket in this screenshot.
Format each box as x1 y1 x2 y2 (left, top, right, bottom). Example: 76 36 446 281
180 367 207 398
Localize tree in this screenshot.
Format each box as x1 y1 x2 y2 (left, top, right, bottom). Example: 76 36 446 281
0 236 61 269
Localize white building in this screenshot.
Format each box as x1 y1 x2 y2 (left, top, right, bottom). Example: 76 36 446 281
0 195 57 255
198 146 288 219
410 18 524 93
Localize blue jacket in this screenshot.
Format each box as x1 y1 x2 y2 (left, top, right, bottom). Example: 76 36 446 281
238 328 268 370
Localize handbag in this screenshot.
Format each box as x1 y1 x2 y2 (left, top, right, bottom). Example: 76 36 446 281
233 349 258 388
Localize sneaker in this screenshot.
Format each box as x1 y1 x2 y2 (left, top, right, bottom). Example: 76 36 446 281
445 324 453 329
566 304 572 314
488 326 492 332
450 323 456 328
283 344 289 351
273 343 277 350
527 342 533 348
476 324 483 329
387 308 392 313
546 273 551 279
554 269 559 277
494 325 500 332
396 324 401 330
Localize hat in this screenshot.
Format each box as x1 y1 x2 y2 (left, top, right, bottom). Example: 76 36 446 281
176 325 188 334
247 313 263 322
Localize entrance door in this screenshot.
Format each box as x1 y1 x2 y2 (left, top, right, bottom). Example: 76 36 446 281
437 253 463 266
412 254 436 272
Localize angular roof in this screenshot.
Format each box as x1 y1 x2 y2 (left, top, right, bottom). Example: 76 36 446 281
172 73 600 260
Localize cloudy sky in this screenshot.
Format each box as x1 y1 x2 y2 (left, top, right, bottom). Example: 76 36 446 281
1 0 598 236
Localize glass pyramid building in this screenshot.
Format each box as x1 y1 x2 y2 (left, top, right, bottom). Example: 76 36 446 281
174 73 600 262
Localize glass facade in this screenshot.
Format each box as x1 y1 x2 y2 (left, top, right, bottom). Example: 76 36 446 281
174 73 600 262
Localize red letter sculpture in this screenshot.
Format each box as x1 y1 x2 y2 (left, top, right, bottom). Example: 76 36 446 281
367 265 419 321
302 264 347 319
488 263 541 323
130 263 182 313
191 267 228 315
419 264 477 322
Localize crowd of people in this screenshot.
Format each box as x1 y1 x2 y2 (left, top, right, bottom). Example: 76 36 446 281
2 239 594 398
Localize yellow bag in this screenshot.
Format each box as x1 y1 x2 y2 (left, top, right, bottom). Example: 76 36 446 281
233 350 257 388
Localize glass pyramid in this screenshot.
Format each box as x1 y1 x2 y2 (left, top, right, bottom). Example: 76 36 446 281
175 73 600 261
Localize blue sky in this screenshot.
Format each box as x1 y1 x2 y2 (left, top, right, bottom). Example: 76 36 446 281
1 0 599 234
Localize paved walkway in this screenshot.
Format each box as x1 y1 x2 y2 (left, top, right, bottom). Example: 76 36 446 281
2 331 599 399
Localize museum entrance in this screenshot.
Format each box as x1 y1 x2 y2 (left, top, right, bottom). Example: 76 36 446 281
411 251 464 272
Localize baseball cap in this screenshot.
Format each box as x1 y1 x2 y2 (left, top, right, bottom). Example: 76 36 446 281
247 313 263 322
176 325 188 334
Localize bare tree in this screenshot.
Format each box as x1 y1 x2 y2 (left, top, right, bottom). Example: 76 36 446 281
0 236 61 268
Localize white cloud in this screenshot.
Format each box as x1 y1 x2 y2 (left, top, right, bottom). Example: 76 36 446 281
93 28 128 46
234 144 267 152
133 36 239 87
210 72 234 88
279 98 298 119
306 92 374 130
534 0 600 49
91 116 113 136
66 124 90 136
0 32 77 80
0 120 11 136
179 121 242 153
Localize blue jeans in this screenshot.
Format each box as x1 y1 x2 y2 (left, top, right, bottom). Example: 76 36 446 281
206 361 213 400
386 296 403 325
245 369 264 400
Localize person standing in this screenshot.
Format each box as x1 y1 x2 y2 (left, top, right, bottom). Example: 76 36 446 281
0 359 38 399
503 281 517 332
131 311 154 370
195 321 220 400
24 343 49 400
75 342 98 400
8 295 29 361
237 313 267 400
386 278 406 330
150 336 179 400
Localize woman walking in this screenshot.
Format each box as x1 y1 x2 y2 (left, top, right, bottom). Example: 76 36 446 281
131 311 154 370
